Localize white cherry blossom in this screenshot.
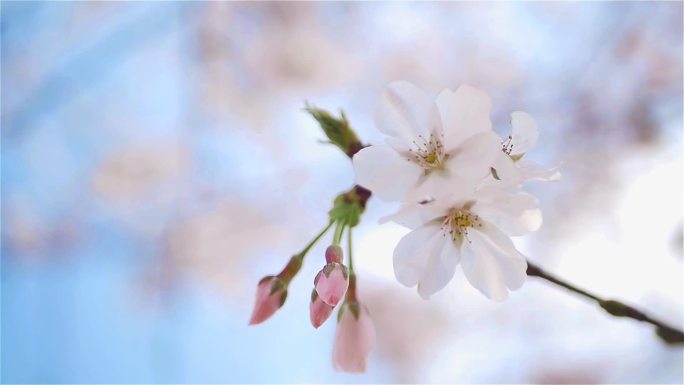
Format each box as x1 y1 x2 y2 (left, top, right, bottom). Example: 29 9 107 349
385 185 541 301
353 81 501 202
492 111 561 185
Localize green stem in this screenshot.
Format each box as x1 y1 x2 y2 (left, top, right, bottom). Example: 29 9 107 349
332 220 346 246
296 220 335 261
347 225 354 272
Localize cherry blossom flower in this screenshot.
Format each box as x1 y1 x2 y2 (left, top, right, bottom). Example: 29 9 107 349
332 301 376 373
310 289 334 328
491 111 561 185
314 245 349 306
386 185 541 301
353 81 501 202
249 276 287 325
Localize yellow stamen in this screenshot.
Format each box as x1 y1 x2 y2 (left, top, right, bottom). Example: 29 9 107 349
425 153 436 164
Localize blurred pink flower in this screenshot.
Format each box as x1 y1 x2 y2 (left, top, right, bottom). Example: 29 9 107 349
309 289 334 328
315 262 349 307
333 302 376 373
249 276 287 325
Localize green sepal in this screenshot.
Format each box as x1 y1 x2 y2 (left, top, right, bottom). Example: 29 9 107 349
269 278 286 296
311 289 319 303
337 305 345 323
337 302 361 322
348 302 360 320
279 290 288 308
321 263 349 280
305 104 361 158
328 193 363 228
323 264 335 278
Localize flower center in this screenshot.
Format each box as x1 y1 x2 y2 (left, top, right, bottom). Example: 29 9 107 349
407 133 446 170
441 207 482 243
502 135 514 155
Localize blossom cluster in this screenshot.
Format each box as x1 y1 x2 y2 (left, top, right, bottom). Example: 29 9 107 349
249 81 558 376
249 186 376 373
353 81 559 301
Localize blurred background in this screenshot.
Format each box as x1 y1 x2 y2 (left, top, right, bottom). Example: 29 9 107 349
1 2 682 383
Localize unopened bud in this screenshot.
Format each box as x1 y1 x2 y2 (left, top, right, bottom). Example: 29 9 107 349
325 245 344 264
309 289 334 328
333 301 376 373
315 262 349 307
249 276 287 325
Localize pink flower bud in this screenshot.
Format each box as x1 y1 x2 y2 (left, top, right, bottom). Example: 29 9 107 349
333 302 376 373
249 276 287 325
309 289 334 328
314 263 349 307
325 245 343 264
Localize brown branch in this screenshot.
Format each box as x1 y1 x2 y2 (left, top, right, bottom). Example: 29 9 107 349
527 261 684 345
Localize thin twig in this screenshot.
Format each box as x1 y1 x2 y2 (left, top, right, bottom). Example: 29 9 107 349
527 261 684 345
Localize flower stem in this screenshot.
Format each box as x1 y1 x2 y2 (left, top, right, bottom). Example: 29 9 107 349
347 225 354 272
296 220 335 262
526 260 684 345
332 220 346 246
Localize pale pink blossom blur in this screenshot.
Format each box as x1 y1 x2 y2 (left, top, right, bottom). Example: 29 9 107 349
333 303 376 373
309 290 334 328
315 263 349 307
249 276 286 325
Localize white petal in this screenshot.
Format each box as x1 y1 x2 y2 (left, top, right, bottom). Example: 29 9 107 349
507 208 543 236
436 85 493 152
417 237 460 299
492 151 524 186
460 233 509 302
380 201 446 229
471 187 542 235
445 131 501 183
384 136 410 153
476 222 528 290
374 81 442 146
460 228 527 301
352 145 422 202
510 111 539 155
404 171 474 205
518 159 561 182
393 224 443 287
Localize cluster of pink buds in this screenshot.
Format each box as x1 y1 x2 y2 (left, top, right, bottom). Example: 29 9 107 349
310 245 349 327
249 220 376 373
